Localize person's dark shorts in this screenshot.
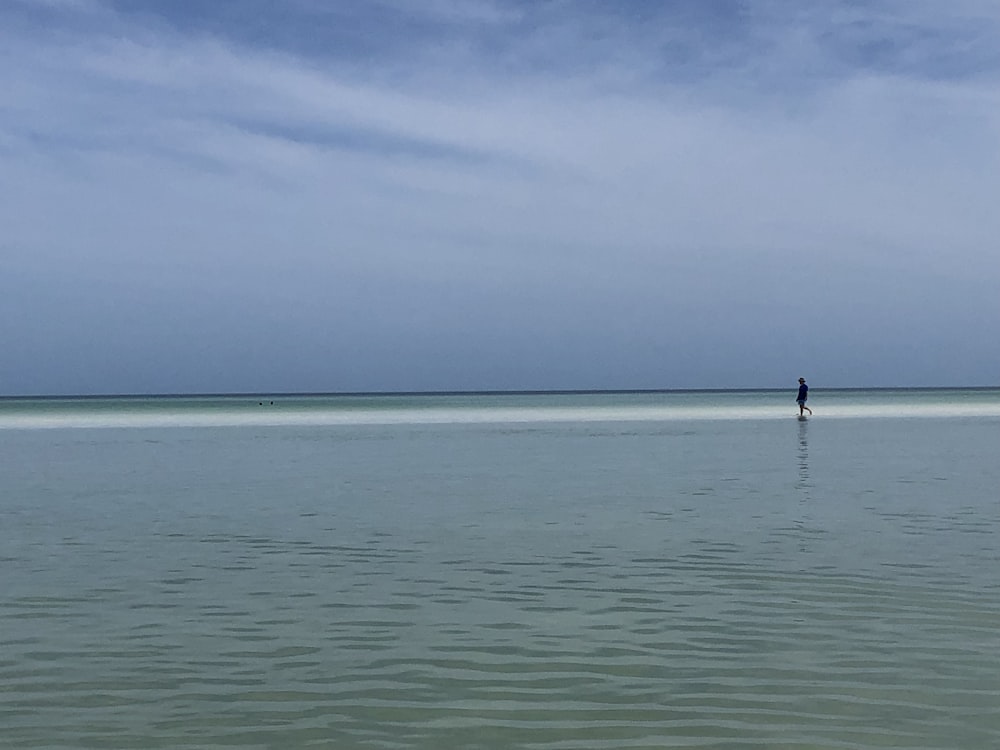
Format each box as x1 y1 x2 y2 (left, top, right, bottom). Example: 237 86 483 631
797 399 806 406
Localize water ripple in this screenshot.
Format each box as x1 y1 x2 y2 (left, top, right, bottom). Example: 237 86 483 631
5 544 1000 748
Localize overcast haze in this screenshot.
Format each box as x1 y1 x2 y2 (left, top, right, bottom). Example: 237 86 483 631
2 0 998 395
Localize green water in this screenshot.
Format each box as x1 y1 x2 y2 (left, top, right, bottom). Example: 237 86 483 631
2 391 999 748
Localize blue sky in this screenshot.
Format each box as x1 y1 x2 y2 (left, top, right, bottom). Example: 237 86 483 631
2 0 999 394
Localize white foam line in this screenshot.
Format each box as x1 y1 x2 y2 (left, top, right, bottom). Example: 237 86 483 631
2 402 1000 430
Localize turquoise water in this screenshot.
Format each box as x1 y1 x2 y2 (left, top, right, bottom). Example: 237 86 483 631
2 390 1000 748
3 388 1000 428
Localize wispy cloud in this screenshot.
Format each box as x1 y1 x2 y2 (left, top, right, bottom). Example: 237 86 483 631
2 0 999 392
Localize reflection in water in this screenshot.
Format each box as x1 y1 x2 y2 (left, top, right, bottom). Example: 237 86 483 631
794 418 812 553
797 417 810 491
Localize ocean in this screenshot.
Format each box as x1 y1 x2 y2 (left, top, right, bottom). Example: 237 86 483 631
2 389 999 748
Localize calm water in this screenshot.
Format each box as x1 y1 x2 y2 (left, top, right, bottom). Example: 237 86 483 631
2 390 1000 748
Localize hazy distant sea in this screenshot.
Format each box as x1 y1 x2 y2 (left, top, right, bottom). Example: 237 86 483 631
3 390 1000 749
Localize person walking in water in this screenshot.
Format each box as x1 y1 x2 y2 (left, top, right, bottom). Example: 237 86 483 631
796 378 812 416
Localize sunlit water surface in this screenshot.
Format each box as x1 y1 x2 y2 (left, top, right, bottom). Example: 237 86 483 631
3 390 1000 748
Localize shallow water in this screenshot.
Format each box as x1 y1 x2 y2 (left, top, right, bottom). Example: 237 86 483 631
3 391 1000 748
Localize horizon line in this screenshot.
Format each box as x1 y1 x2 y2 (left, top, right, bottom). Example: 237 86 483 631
2 385 999 401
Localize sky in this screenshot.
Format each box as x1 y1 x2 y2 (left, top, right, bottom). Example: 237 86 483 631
2 0 999 395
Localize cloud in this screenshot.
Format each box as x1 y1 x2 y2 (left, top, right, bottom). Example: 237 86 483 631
2 0 1000 392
